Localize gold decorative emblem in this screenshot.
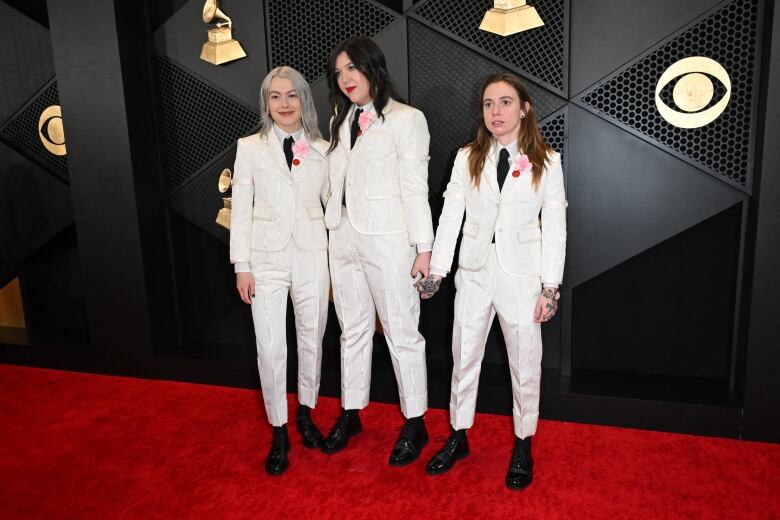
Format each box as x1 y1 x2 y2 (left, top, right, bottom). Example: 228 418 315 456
38 105 66 156
215 168 232 229
479 0 544 36
655 57 730 129
200 0 247 66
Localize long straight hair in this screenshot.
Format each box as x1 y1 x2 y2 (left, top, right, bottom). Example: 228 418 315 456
325 37 398 153
258 66 321 140
466 73 552 190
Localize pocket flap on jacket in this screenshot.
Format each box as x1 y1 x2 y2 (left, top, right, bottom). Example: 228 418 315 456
517 226 542 244
307 205 324 219
462 221 479 239
253 205 275 221
366 182 401 200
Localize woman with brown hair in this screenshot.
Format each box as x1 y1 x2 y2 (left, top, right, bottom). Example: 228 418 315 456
418 72 567 489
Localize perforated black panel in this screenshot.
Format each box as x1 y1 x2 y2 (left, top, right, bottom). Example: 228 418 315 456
412 0 567 94
267 0 398 82
0 2 55 125
168 148 234 245
152 56 260 192
578 0 761 191
408 21 566 194
539 108 566 166
0 80 68 180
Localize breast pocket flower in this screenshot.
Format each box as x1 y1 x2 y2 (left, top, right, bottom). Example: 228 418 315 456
512 154 532 178
292 139 309 167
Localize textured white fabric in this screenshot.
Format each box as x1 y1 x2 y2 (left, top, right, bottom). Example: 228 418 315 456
329 209 428 418
250 240 329 426
449 245 542 439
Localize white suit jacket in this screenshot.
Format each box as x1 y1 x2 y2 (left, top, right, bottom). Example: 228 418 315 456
430 145 567 284
324 98 434 246
229 131 330 262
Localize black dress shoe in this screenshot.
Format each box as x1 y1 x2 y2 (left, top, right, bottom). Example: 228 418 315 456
321 410 362 454
389 418 429 466
426 431 469 475
265 426 291 476
296 411 324 449
506 438 533 490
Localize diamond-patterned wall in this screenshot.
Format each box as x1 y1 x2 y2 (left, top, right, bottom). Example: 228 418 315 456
411 0 567 94
577 0 762 192
151 56 260 192
408 20 566 194
0 80 68 180
267 0 398 82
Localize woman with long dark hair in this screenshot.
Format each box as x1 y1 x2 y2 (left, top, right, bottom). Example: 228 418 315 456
230 66 329 476
419 73 567 489
321 37 434 466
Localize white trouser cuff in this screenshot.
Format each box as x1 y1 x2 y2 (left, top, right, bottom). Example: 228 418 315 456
342 389 369 411
298 387 317 409
513 410 538 439
400 393 428 419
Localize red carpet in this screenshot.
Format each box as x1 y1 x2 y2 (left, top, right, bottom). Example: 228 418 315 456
1 364 779 519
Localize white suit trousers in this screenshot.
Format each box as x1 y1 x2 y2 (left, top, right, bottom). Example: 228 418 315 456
329 209 428 418
450 245 543 439
250 240 329 427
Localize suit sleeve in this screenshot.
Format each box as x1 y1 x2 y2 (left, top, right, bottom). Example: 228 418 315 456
540 152 567 285
229 138 254 265
429 150 468 276
397 109 434 246
319 147 330 208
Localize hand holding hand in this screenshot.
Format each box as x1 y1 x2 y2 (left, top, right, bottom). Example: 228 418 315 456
415 275 442 300
410 251 432 280
236 272 255 304
534 287 559 323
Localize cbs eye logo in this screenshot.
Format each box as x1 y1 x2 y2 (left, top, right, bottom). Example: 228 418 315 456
655 56 730 129
38 105 66 156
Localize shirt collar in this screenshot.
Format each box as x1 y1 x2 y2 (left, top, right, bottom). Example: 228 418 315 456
352 101 374 118
493 139 519 163
272 123 303 143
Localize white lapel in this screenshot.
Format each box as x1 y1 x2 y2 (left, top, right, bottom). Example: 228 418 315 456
483 145 500 200
339 105 353 153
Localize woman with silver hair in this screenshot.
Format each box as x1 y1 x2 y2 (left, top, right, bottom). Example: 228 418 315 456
229 66 330 476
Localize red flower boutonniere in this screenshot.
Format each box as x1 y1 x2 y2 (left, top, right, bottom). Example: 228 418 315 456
512 154 532 177
291 138 309 167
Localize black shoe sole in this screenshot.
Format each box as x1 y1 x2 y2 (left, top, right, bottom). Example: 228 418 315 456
320 425 362 454
265 458 289 476
388 436 429 467
505 474 533 490
425 449 470 475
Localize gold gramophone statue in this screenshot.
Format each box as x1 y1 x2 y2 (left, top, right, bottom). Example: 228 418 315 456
200 0 247 65
216 168 233 229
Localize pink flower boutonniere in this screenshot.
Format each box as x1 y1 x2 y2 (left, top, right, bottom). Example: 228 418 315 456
357 111 374 136
291 138 309 166
512 154 532 178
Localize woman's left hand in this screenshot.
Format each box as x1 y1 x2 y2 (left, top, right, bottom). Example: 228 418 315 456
534 287 559 323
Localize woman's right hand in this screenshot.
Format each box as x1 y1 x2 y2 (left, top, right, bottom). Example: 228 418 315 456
236 272 255 304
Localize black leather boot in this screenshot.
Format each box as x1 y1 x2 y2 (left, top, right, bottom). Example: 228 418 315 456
265 425 291 476
426 430 470 475
321 409 362 454
505 436 533 490
389 416 429 466
296 405 324 449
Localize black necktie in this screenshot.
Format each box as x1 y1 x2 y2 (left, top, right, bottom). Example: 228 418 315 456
497 148 510 191
283 136 294 170
350 108 363 149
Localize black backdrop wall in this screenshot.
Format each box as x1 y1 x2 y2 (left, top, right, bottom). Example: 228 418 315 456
1 0 778 442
